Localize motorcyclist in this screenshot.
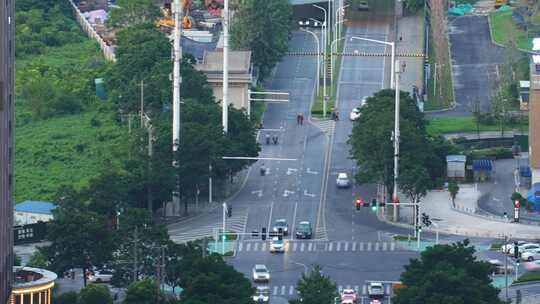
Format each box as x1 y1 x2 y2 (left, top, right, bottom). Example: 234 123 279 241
265 134 270 144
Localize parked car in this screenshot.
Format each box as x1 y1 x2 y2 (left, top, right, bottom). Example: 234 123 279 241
518 243 540 256
367 282 384 298
269 237 285 253
501 241 527 254
336 173 351 188
349 108 361 121
488 259 514 274
252 264 270 282
522 249 540 262
273 219 289 236
340 288 358 303
358 1 369 11
295 221 312 239
252 286 270 303
87 269 114 283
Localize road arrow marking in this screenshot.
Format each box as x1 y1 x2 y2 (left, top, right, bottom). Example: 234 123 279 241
286 168 298 175
283 190 295 197
304 190 316 198
307 168 319 174
251 190 263 197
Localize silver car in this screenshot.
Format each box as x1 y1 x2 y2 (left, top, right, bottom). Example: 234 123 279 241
252 264 270 282
336 173 351 188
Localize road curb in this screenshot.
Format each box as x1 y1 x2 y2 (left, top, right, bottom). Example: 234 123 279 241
487 11 538 55
510 280 540 287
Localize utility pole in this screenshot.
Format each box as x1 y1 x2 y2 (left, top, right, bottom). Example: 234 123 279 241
140 80 144 127
172 0 183 215
392 60 402 222
222 0 230 133
133 226 139 283
504 234 508 302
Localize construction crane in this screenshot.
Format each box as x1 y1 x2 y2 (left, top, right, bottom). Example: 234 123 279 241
157 0 193 30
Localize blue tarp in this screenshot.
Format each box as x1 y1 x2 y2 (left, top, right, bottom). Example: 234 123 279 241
520 166 532 178
472 159 493 171
527 183 540 210
449 3 473 16
15 201 56 215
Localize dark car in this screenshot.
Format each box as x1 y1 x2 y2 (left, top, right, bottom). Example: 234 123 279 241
358 1 369 11
295 221 312 239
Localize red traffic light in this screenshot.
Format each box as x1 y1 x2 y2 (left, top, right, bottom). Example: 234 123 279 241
514 200 520 209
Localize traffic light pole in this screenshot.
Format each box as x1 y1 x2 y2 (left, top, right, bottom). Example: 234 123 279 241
222 203 227 255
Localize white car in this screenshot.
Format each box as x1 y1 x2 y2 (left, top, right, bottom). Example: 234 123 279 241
87 269 113 283
252 264 270 282
522 248 540 261
252 286 270 303
336 173 351 188
367 282 384 298
501 241 527 254
349 108 361 121
269 237 285 253
517 243 540 256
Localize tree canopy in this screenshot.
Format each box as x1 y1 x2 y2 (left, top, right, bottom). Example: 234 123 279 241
78 284 113 304
231 0 292 80
107 0 160 29
393 240 504 304
293 265 338 304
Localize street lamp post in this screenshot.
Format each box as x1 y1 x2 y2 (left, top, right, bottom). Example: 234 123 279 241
334 4 349 43
313 4 328 100
392 60 403 222
300 28 320 96
350 36 395 89
330 37 345 91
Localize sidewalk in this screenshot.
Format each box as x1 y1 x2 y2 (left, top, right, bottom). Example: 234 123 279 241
390 184 540 240
396 14 424 96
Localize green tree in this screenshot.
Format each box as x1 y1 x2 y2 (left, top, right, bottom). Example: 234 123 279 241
78 284 113 304
231 0 292 80
107 0 160 29
124 278 159 304
404 0 424 13
27 249 49 268
349 89 438 203
393 240 504 304
53 291 78 304
398 162 431 206
42 203 114 286
294 265 338 304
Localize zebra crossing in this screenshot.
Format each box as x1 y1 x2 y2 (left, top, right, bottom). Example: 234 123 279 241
169 212 248 244
311 118 336 135
266 283 392 297
237 240 399 253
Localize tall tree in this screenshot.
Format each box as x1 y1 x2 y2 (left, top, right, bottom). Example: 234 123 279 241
78 284 113 304
107 0 160 29
124 278 159 304
393 240 504 304
231 0 292 80
43 203 114 286
294 265 338 304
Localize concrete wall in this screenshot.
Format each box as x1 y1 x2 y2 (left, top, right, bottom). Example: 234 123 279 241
14 212 53 226
210 83 249 112
0 0 14 302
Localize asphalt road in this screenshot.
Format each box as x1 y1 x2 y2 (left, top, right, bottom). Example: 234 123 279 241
431 15 505 117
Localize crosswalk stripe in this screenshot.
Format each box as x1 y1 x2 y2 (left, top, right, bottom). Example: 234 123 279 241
386 285 391 294
338 285 343 292
261 242 267 251
253 242 259 251
273 286 278 295
329 242 333 251
382 242 387 251
359 242 364 251
293 242 298 252
301 243 305 252
352 242 357 251
362 285 367 295
344 242 349 251
246 243 251 252
281 286 286 295
289 286 295 295
337 242 341 251
375 242 379 251
238 242 243 252
391 242 395 251
308 242 313 251
354 286 359 293
367 242 372 251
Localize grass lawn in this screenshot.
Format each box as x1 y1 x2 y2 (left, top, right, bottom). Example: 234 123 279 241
15 108 128 202
514 271 540 284
14 38 126 202
311 87 335 118
490 10 533 50
427 116 528 136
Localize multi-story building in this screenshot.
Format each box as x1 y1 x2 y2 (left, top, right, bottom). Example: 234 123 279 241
0 0 15 302
530 56 540 184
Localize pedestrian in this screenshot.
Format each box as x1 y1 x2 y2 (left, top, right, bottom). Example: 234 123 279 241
299 113 304 125
296 113 301 125
399 34 402 42
272 135 278 144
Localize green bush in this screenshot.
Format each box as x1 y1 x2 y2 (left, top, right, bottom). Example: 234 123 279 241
467 147 513 160
53 291 78 304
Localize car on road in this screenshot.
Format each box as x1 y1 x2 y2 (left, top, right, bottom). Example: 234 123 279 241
367 282 384 298
252 264 270 282
340 288 358 303
273 219 289 236
252 286 270 303
336 173 351 188
517 243 540 256
488 259 514 274
521 248 540 262
87 269 114 283
349 108 361 121
298 19 324 28
369 300 382 304
358 1 369 11
295 221 313 239
501 241 527 254
269 237 285 253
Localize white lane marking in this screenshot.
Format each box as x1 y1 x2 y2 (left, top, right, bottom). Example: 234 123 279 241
391 242 396 251
287 168 298 175
382 242 388 251
293 242 297 252
251 190 263 197
344 242 349 251
308 242 313 251
283 190 295 197
253 242 259 251
300 243 305 252
352 242 357 251
367 242 372 251
246 243 252 252
328 242 334 251
375 242 379 251
304 189 316 197
273 286 278 295
289 285 295 295
307 168 319 174
362 284 367 295
267 201 274 234
359 242 364 251
261 242 267 251
291 202 298 240
337 242 341 251
238 242 243 252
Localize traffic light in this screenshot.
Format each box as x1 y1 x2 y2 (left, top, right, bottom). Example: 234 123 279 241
371 198 377 211
379 201 386 208
227 206 232 218
354 198 362 210
514 241 519 259
252 230 258 238
262 227 267 241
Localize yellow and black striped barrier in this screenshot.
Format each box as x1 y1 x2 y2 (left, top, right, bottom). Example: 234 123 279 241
287 52 426 58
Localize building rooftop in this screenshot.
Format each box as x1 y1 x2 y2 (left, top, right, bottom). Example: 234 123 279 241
446 155 466 162
197 50 252 73
13 266 57 289
15 201 56 215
